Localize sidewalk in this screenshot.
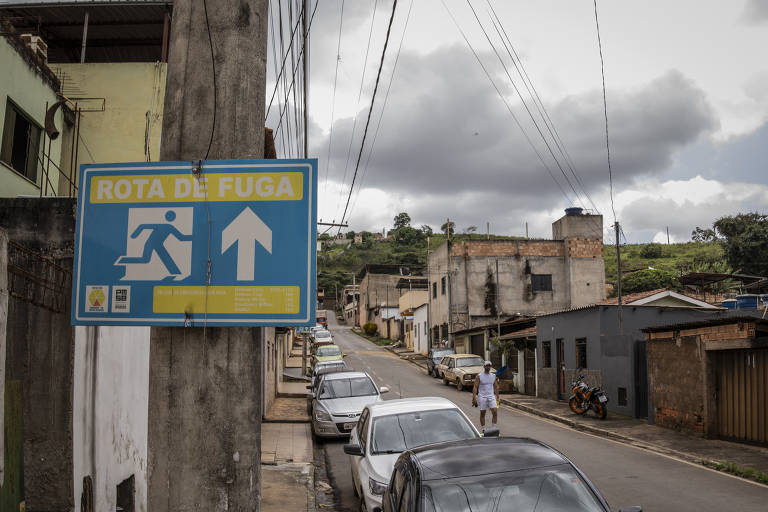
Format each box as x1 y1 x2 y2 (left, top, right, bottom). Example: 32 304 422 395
501 394 768 481
261 423 314 512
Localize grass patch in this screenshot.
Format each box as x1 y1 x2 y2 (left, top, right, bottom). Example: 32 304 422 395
351 329 393 347
701 460 768 485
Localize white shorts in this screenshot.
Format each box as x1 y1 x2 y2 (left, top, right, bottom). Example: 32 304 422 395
478 396 497 411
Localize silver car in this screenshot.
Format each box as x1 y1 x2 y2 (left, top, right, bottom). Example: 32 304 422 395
311 371 389 438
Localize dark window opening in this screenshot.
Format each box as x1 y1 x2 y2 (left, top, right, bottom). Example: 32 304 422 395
531 274 552 292
618 387 627 406
432 282 437 298
575 338 587 369
542 341 552 368
116 474 135 512
1 100 41 184
441 276 446 295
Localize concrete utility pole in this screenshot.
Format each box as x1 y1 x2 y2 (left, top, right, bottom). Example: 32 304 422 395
148 1 268 510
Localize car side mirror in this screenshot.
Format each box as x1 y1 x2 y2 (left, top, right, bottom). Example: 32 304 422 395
483 427 500 437
379 386 390 394
343 443 364 456
618 508 642 512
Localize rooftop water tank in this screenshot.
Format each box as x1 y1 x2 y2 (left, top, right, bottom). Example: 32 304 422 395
564 207 584 216
736 294 759 310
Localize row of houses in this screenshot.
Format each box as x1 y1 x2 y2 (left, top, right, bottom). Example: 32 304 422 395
351 210 768 445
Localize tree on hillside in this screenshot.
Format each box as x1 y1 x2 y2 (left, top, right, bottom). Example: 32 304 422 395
393 212 411 230
346 230 356 239
639 243 663 259
391 226 424 246
420 225 433 236
465 226 478 234
713 213 768 276
691 226 718 243
441 221 455 236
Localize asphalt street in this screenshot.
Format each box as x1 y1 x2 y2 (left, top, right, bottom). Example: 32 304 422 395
319 315 768 512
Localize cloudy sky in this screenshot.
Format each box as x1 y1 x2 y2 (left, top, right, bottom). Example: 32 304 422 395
266 0 768 243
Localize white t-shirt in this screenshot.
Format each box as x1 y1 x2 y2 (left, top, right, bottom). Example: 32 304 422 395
477 372 496 398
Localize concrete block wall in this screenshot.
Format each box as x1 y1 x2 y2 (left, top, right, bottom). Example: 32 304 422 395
647 336 707 435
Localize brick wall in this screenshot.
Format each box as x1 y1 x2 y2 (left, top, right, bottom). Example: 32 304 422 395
647 336 707 435
451 240 565 258
567 237 603 258
649 322 754 342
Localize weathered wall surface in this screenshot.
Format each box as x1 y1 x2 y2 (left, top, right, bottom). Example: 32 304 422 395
0 198 75 511
647 335 707 435
0 228 7 491
359 273 402 326
0 36 63 198
73 325 150 512
51 62 167 169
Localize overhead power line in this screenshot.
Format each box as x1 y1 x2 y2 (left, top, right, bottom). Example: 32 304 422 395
337 0 400 232
323 0 346 202
441 0 573 205
593 0 616 222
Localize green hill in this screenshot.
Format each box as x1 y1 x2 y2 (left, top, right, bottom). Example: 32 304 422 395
317 236 726 300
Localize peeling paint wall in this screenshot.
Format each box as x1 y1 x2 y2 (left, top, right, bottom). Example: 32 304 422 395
73 325 150 512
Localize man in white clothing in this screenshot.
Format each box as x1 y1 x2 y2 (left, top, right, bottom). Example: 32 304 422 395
472 360 499 433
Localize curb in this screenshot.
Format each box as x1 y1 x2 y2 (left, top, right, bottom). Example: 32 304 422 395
499 398 768 485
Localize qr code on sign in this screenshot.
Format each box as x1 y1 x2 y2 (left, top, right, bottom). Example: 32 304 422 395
111 286 131 313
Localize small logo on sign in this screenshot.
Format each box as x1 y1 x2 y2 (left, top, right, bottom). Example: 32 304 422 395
86 285 109 313
112 286 131 313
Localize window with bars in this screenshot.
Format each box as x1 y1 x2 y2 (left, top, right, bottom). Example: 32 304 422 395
576 338 587 369
531 274 552 292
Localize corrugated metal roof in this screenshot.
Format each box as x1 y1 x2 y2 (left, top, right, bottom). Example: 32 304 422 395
0 1 171 62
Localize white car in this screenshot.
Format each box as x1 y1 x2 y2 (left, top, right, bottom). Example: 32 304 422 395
312 329 334 345
345 397 480 512
311 371 388 438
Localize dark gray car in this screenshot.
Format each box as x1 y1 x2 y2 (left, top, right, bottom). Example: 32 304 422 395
426 348 455 378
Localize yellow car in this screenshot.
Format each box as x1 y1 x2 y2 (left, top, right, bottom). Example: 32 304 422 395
312 344 344 366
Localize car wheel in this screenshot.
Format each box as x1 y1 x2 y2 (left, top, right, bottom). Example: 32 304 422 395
443 375 450 386
456 379 464 392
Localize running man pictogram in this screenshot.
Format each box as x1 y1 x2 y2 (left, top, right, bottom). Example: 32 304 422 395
116 210 193 275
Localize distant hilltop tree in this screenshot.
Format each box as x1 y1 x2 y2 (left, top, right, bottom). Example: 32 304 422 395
393 212 411 230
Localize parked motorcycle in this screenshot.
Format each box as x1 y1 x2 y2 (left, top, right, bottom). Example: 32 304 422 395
568 373 608 420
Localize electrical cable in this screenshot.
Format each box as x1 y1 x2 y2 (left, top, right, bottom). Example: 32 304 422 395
487 2 600 215
269 0 289 156
441 0 573 206
465 0 585 210
334 0 379 223
593 0 616 222
323 0 346 203
202 0 217 160
348 0 413 220
337 0 400 233
265 0 305 122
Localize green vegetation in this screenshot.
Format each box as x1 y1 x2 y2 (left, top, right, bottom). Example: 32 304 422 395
319 211 767 300
701 460 768 486
363 322 378 336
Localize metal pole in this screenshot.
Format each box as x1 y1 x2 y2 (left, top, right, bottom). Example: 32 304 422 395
427 237 432 347
615 221 623 335
496 258 501 364
80 11 89 63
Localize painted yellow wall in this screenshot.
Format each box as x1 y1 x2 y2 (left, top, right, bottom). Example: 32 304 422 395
51 62 166 175
0 36 63 197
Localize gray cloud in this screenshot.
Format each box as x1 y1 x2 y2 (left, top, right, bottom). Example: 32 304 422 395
315 45 718 220
742 0 768 24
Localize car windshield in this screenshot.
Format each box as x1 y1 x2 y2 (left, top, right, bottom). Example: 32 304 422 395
318 377 377 399
317 346 341 357
421 465 605 512
457 357 484 367
370 409 477 454
432 350 454 361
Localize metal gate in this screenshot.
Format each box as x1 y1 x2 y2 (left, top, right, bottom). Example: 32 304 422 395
715 349 767 444
524 349 536 395
470 334 484 357
634 340 649 418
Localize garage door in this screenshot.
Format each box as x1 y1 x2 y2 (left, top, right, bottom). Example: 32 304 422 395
715 349 767 444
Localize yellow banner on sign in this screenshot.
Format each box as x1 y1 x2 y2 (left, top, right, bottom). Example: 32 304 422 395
153 285 300 314
90 172 303 203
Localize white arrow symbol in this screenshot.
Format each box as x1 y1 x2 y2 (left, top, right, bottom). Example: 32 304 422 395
221 207 272 281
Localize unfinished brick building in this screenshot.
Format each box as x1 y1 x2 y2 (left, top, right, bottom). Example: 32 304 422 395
428 209 605 345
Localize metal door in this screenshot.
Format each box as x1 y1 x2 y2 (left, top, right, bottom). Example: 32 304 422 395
634 340 649 418
556 339 565 400
470 334 484 357
715 349 767 444
524 348 536 395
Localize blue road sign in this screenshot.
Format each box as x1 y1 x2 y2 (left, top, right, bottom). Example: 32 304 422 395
72 159 317 326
